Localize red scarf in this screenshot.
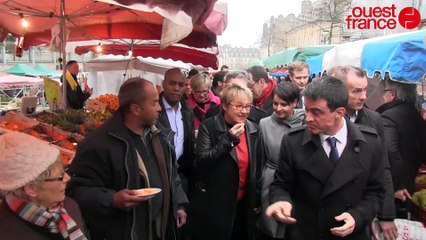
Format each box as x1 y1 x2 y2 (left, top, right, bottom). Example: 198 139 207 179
254 79 277 108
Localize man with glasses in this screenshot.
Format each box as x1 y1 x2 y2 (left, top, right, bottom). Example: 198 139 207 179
247 66 277 116
67 77 188 240
377 77 426 222
329 66 398 240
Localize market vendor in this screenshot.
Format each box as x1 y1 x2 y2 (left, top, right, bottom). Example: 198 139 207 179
64 60 92 110
0 131 89 239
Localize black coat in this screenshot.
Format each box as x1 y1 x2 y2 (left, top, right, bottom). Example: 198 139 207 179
270 119 385 240
188 114 262 240
377 100 426 193
158 94 195 176
67 110 188 240
63 74 90 110
353 108 395 220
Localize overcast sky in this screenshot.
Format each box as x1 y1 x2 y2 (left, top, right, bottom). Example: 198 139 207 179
218 0 304 47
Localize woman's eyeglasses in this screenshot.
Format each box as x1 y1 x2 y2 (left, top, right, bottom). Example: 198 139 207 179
194 90 209 95
45 170 66 182
229 103 252 112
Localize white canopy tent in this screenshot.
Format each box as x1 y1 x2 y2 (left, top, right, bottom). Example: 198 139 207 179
83 55 191 97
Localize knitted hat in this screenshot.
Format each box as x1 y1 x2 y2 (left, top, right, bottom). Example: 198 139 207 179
0 132 60 191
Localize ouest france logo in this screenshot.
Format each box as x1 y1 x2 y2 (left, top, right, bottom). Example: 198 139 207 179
346 4 421 30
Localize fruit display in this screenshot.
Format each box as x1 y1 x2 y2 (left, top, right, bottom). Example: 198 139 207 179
95 94 119 112
36 109 86 134
0 112 81 166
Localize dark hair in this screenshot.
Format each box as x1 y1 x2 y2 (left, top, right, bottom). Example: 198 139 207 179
220 65 229 71
187 69 199 78
118 77 152 114
247 66 269 83
212 71 226 87
302 76 348 111
273 82 300 104
66 60 78 68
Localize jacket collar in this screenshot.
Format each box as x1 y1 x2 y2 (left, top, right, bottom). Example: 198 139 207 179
106 109 161 140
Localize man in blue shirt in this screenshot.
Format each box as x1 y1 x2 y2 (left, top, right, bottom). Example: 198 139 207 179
158 68 195 196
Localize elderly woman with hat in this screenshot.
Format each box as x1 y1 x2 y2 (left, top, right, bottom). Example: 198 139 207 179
0 132 88 240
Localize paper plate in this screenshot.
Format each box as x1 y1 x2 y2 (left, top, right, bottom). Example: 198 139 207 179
134 188 161 198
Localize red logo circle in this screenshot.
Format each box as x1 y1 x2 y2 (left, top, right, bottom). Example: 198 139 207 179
398 7 421 29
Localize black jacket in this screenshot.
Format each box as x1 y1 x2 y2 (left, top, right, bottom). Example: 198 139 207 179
158 94 195 176
270 119 385 240
205 104 268 124
67 110 188 240
188 114 262 240
262 95 274 116
353 108 395 220
377 100 426 193
63 74 90 110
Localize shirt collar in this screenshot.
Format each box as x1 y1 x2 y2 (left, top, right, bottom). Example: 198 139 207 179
347 110 358 122
162 96 181 112
319 118 347 144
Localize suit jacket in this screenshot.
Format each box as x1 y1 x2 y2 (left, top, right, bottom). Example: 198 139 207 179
158 93 195 176
354 108 395 220
188 114 262 240
270 119 385 240
377 100 426 194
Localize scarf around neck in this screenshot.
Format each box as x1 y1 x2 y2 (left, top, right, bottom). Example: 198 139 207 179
5 195 86 240
65 70 78 91
254 79 277 108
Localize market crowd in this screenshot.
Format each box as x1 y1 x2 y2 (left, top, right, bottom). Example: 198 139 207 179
0 61 425 240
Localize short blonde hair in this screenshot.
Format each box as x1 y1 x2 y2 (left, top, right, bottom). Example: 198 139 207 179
190 73 212 91
220 83 253 105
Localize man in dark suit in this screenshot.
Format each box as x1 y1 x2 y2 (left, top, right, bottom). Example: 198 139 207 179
266 77 385 240
158 68 195 195
329 66 398 239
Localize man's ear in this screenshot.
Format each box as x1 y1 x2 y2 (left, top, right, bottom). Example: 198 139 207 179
258 78 267 86
23 184 38 198
335 107 346 118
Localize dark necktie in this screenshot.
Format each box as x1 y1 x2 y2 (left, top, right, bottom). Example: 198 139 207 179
326 137 339 164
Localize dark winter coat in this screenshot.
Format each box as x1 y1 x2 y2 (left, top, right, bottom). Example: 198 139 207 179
270 119 385 240
353 107 396 220
188 114 262 240
158 94 195 177
67 110 188 240
377 100 426 194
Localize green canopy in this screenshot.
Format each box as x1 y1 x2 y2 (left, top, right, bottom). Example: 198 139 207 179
249 59 264 67
34 64 59 76
3 63 46 76
262 45 335 68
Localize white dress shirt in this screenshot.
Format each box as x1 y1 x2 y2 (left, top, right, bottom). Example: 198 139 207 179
319 118 348 158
